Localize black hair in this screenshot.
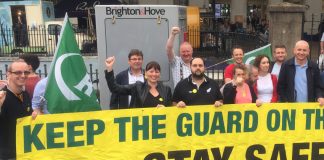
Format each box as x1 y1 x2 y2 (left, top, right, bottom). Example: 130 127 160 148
19 54 40 72
145 61 160 71
128 49 143 59
190 57 205 66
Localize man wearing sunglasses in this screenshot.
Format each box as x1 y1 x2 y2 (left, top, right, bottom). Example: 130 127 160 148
0 60 33 160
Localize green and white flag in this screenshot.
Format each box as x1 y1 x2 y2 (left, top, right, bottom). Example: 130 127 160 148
45 14 101 113
227 44 273 64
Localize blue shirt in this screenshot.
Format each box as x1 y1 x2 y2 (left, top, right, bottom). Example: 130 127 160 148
294 59 308 102
32 77 49 114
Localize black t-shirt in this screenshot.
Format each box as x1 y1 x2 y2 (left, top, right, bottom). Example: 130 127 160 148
142 92 163 107
0 87 32 159
172 76 223 106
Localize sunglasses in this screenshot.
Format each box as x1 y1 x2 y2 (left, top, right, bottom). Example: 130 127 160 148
9 71 31 76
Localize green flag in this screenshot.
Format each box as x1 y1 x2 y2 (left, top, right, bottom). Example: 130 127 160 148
226 44 272 64
45 15 101 113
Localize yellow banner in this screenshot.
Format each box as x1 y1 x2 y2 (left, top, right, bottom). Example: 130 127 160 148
17 103 324 160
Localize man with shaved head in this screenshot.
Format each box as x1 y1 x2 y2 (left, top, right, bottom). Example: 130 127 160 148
277 40 324 105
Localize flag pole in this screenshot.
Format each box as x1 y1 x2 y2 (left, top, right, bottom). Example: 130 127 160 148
206 58 232 69
205 43 271 69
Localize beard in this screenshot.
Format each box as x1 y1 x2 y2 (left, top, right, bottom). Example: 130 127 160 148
192 71 204 79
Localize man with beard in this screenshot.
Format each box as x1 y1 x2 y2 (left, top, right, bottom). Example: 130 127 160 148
172 57 223 107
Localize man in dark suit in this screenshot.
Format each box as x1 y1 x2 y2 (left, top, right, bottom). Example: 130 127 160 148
110 49 144 109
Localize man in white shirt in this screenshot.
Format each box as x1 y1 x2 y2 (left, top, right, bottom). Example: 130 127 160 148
166 27 193 87
110 49 144 109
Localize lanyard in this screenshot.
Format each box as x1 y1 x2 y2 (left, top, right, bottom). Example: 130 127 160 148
180 62 184 80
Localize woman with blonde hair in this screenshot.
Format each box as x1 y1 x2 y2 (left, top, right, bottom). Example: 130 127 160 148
223 64 261 106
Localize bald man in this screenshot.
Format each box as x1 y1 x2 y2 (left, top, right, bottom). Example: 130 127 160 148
277 40 324 105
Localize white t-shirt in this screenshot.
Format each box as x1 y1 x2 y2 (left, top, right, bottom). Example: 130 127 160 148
128 71 144 105
271 62 281 78
321 33 324 41
257 73 273 103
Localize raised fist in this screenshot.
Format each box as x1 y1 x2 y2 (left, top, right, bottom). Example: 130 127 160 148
105 56 115 72
171 27 180 36
236 76 244 84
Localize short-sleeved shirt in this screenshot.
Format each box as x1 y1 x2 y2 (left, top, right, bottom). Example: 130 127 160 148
170 56 191 87
32 77 48 114
172 75 223 105
321 33 324 42
224 64 236 80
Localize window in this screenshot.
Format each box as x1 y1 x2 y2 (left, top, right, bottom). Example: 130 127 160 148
47 24 61 35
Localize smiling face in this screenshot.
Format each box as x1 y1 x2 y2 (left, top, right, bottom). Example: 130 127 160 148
259 57 270 73
273 47 287 63
232 48 244 64
180 42 193 64
145 61 161 84
7 61 29 89
145 68 160 84
294 41 309 63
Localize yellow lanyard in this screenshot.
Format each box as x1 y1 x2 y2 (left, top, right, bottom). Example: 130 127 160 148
15 93 23 102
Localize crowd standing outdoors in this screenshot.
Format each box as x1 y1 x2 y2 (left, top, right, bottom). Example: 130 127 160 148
1 25 324 159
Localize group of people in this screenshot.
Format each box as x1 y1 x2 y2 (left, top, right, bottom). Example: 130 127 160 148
105 26 324 112
1 26 324 159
